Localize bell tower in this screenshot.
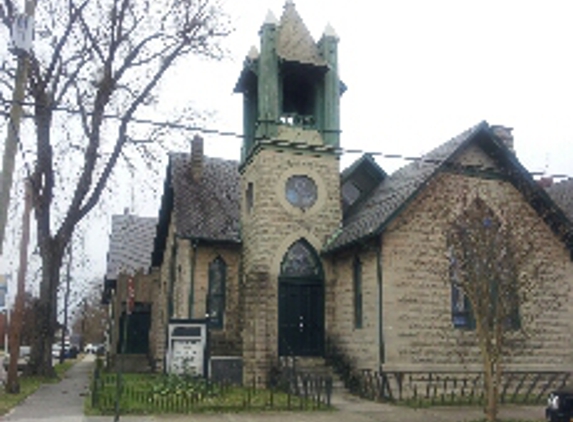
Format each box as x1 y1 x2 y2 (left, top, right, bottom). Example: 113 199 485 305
235 1 344 160
234 1 345 383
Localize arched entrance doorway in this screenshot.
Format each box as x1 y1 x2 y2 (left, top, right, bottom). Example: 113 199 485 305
278 239 324 356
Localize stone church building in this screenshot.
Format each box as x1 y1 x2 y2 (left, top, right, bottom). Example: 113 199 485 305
104 2 573 382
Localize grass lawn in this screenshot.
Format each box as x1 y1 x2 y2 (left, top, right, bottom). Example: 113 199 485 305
87 371 333 415
0 358 77 415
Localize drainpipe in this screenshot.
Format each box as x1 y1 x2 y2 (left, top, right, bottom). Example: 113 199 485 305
376 240 385 369
188 240 198 319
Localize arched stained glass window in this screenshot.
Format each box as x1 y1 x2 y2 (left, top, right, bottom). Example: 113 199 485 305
448 198 520 331
280 240 321 278
208 257 226 329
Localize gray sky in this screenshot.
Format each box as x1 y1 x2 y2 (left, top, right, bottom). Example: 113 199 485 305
159 0 573 180
3 0 573 292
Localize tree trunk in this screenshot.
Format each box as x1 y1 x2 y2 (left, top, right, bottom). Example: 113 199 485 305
27 241 63 377
483 360 499 422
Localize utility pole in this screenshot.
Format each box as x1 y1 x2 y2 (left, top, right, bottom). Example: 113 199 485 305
59 241 73 364
0 0 36 256
5 179 32 394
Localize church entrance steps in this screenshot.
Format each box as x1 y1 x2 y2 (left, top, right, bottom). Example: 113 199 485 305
281 356 347 394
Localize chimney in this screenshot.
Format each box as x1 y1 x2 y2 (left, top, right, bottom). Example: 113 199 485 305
191 135 204 181
491 125 514 152
537 177 554 188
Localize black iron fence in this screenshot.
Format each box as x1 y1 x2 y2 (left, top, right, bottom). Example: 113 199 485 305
354 370 570 405
91 363 332 414
325 336 570 406
273 356 333 408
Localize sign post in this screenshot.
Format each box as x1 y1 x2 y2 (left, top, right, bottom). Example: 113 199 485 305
114 277 135 422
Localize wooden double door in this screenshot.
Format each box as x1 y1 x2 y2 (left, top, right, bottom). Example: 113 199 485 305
278 279 324 357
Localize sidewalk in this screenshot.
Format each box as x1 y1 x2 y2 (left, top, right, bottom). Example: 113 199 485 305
2 355 547 422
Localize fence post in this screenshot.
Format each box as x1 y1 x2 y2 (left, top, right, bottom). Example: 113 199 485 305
91 365 100 409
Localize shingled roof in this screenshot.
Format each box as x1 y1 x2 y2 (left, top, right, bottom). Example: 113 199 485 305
276 2 327 67
105 214 157 280
325 122 573 254
546 179 573 221
170 153 241 242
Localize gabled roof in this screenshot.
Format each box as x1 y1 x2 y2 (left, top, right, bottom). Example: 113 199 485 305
171 153 241 242
325 122 573 254
341 154 387 217
546 179 573 221
105 214 157 280
276 2 326 67
151 153 241 267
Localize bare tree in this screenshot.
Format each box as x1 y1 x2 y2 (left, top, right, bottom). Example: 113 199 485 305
0 0 230 376
447 196 559 422
71 282 107 349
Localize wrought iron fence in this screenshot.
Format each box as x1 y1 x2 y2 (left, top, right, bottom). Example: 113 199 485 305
90 363 332 414
354 370 570 406
325 336 570 406
273 356 333 408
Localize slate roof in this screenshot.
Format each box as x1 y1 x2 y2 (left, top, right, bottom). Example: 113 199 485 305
326 123 488 252
105 214 157 280
546 179 573 221
170 153 241 242
276 2 327 66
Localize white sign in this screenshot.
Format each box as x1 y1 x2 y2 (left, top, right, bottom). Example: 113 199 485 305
166 321 207 376
11 14 34 55
171 339 203 375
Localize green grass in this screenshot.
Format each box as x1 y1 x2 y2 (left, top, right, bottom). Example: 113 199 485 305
86 372 333 415
0 357 79 415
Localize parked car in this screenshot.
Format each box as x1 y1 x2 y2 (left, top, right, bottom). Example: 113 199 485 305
547 388 573 422
3 345 31 370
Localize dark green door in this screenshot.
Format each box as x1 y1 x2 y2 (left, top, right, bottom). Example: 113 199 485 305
118 310 151 354
278 239 325 357
279 280 324 356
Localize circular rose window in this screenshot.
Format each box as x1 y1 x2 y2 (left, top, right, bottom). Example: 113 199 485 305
285 175 317 210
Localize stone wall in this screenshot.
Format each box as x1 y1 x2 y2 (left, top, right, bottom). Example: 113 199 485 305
328 244 381 371
381 170 573 371
240 146 342 382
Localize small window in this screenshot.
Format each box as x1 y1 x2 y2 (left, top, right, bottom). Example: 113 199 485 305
246 182 254 213
353 257 363 329
207 257 226 329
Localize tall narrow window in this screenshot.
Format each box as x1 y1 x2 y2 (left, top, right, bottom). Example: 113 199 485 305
208 257 226 329
449 250 473 329
353 257 363 329
448 198 520 331
246 182 254 214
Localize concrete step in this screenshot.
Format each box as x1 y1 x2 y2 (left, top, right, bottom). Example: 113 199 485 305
281 357 347 393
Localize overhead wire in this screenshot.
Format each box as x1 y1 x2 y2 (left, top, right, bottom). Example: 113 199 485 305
0 97 571 181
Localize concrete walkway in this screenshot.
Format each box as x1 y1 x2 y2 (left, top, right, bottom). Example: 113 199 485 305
2 355 547 422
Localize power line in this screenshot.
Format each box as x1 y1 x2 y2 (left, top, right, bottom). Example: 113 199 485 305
1 98 571 181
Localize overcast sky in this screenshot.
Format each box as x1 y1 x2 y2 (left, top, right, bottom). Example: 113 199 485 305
3 0 573 293
159 0 573 183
